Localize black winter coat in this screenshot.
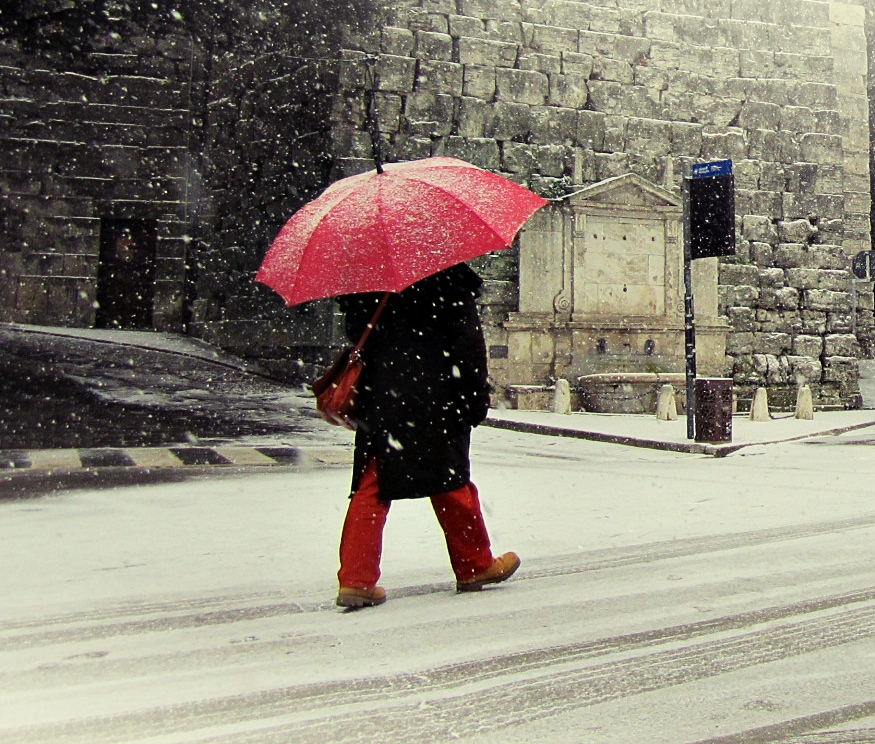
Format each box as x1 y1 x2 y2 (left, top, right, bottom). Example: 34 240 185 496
337 264 491 500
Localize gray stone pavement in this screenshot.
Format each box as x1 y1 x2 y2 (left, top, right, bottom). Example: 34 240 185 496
3 322 875 477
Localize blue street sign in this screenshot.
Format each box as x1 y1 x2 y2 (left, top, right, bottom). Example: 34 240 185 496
691 159 733 179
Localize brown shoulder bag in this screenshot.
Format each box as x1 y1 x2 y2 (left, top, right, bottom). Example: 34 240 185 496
311 293 389 430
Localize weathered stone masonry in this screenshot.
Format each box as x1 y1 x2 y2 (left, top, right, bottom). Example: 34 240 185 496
0 2 368 378
332 0 874 408
0 18 203 332
2 0 875 408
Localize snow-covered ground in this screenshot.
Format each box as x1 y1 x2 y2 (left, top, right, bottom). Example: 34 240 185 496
2 424 875 743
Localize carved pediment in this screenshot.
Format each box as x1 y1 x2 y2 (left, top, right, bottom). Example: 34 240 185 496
564 173 681 211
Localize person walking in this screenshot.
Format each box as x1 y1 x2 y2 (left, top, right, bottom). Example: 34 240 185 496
334 263 520 608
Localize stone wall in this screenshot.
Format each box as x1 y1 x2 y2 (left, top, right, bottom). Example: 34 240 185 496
2 0 875 405
332 0 873 408
0 1 377 380
0 2 203 331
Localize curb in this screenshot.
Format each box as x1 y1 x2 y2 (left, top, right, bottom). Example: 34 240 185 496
0 445 353 472
482 417 875 457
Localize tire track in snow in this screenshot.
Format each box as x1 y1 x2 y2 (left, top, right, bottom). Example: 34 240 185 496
4 511 875 651
5 596 875 744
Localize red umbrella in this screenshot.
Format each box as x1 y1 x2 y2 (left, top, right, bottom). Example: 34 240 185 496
255 157 548 306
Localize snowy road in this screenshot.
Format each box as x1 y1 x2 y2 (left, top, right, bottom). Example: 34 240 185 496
2 427 875 743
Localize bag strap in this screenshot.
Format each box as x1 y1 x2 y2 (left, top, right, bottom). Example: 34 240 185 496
352 292 390 354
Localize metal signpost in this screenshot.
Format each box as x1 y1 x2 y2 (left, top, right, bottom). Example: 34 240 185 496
683 159 736 439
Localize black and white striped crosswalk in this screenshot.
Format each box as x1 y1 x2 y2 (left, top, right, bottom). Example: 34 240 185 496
0 445 352 471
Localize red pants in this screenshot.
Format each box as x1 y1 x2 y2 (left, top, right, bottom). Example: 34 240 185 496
338 460 495 588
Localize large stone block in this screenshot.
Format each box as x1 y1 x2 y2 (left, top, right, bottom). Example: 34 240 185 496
502 142 567 177
758 267 785 288
376 54 417 93
576 110 606 150
726 306 755 331
749 242 773 267
799 133 843 165
785 268 850 292
792 334 823 357
548 73 588 108
742 215 778 244
807 245 850 271
726 331 754 355
405 91 455 134
462 65 496 99
592 57 634 85
718 284 759 307
752 352 790 384
545 0 592 29
824 333 861 358
738 100 781 131
802 289 851 312
530 106 578 145
459 0 521 21
753 332 791 355
624 117 671 157
669 121 702 156
418 60 463 95
759 287 799 311
382 27 415 56
778 218 817 243
643 11 678 42
562 52 595 77
757 309 803 334
485 101 534 140
701 129 747 160
530 24 579 55
519 52 562 75
787 355 822 385
495 68 548 105
822 356 858 384
720 263 759 286
588 81 659 117
436 137 500 169
415 30 453 60
794 82 837 109
457 37 519 67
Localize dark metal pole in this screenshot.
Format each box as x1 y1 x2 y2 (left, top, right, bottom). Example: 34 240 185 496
682 163 696 439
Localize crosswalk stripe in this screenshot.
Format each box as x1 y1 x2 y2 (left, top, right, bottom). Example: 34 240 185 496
26 450 82 470
212 447 277 466
125 448 187 468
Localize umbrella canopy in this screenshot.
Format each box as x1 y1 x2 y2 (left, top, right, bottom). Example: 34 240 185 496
255 157 549 306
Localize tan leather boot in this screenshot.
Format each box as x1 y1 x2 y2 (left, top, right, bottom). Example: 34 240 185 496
456 552 521 592
336 586 387 608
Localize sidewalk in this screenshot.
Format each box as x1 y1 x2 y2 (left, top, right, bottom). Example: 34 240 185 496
486 407 875 456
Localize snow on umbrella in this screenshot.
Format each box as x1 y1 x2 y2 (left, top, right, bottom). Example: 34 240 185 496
255 157 549 306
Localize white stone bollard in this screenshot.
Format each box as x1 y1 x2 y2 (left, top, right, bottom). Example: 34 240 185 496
795 385 814 420
552 378 572 415
655 384 678 421
749 387 770 421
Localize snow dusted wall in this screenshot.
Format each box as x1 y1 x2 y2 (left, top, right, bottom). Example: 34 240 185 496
0 0 373 378
0 2 204 331
332 0 874 408
1 0 875 404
